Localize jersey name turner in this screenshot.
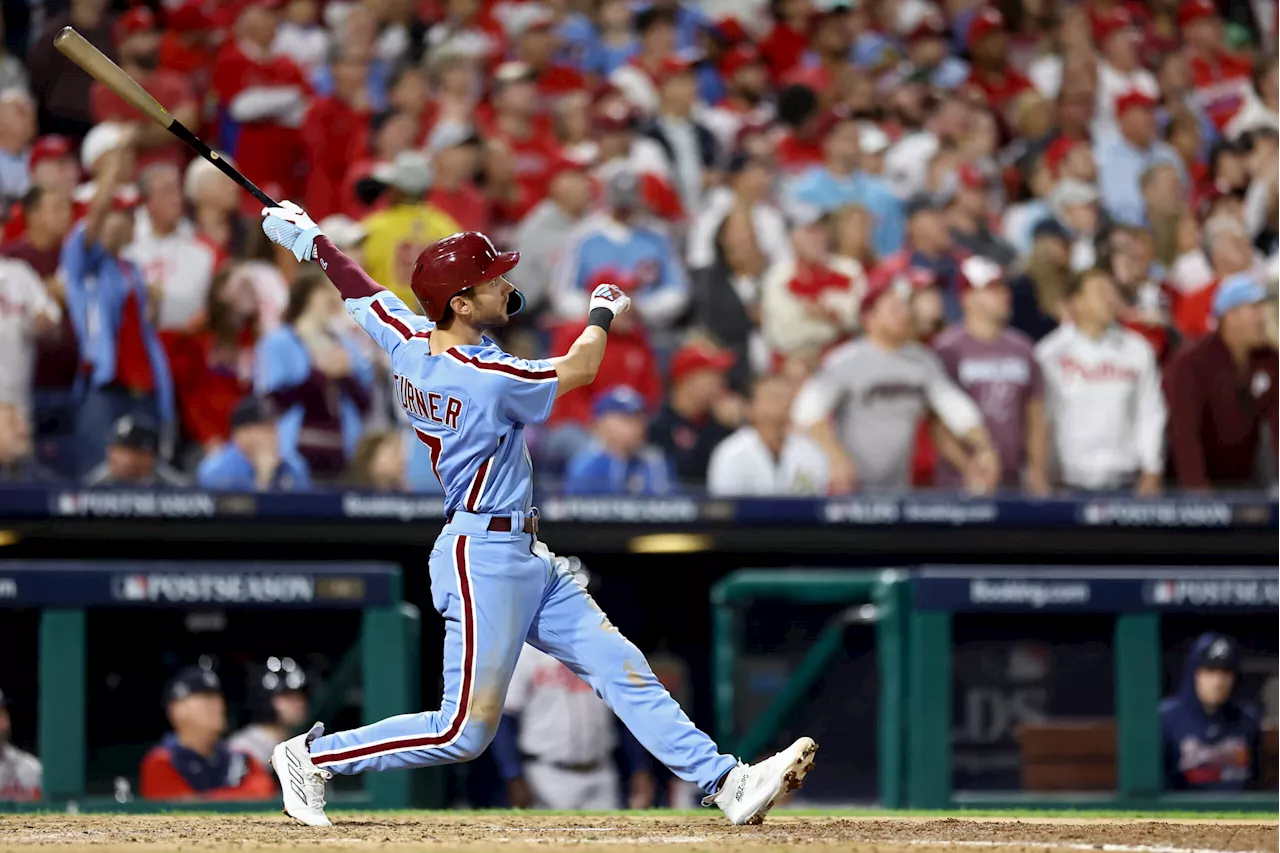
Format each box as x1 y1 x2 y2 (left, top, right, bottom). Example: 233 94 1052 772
396 373 465 432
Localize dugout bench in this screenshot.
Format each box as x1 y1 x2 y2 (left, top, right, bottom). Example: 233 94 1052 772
713 566 1279 811
0 561 419 812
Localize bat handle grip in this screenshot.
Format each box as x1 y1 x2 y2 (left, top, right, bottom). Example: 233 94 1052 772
168 123 279 209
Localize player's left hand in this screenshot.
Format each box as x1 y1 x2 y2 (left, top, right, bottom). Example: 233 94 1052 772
262 200 323 262
589 283 631 317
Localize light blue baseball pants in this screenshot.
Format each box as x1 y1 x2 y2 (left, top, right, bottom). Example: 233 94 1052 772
308 515 737 793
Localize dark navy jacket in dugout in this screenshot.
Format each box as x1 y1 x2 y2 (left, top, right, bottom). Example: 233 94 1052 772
1158 633 1259 790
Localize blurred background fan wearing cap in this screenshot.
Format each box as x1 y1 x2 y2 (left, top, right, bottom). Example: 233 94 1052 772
226 657 312 768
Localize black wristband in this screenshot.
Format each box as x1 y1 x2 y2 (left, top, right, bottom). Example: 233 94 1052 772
587 307 614 332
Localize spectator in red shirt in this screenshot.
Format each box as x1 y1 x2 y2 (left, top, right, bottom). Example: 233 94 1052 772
482 137 537 244
164 265 259 453
2 185 78 475
966 7 1033 105
784 3 854 105
3 186 72 283
552 89 595 162
1179 0 1254 132
302 46 371 219
91 8 198 172
774 85 826 174
427 126 489 234
2 136 81 246
1173 215 1256 338
508 5 586 104
483 62 563 207
1165 273 1278 490
158 2 219 95
544 300 662 455
212 2 310 206
139 667 275 801
760 0 813 83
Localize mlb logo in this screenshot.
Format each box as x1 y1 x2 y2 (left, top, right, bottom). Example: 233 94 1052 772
1150 580 1176 604
114 575 148 601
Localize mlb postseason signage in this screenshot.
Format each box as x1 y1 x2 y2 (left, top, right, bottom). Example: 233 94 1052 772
913 566 1279 613
0 485 1272 528
0 561 396 608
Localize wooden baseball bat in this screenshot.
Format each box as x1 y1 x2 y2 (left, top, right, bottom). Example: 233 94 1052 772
53 26 279 208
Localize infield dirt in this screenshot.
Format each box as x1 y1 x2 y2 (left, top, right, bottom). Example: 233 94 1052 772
1 814 1276 853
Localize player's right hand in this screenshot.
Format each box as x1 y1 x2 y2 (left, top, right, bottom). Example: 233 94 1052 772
262 200 322 263
589 283 631 317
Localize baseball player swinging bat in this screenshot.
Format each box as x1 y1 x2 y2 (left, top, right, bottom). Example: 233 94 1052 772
53 26 278 209
54 25 818 828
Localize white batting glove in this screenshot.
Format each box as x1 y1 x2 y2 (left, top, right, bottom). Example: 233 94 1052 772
589 283 631 317
262 200 323 262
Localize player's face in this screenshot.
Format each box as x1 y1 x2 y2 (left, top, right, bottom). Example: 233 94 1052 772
458 277 516 327
0 706 10 744
1195 667 1235 709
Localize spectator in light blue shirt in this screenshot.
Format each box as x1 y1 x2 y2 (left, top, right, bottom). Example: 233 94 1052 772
634 0 709 52
0 88 33 204
563 386 677 496
197 397 310 492
787 114 905 257
1095 90 1185 227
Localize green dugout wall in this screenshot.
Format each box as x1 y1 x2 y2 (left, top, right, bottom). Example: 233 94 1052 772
2 561 420 812
713 566 1277 811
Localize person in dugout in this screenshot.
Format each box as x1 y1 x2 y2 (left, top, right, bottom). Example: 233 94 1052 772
1160 633 1261 790
228 657 311 768
138 667 275 800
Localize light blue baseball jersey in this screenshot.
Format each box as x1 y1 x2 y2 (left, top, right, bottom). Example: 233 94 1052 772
344 291 558 516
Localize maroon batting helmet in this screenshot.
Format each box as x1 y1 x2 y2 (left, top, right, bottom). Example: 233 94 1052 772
410 231 526 322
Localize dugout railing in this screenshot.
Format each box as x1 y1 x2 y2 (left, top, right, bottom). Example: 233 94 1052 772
1 561 420 812
713 567 1278 811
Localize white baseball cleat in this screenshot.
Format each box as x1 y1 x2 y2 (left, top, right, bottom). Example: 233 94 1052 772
270 722 333 827
708 737 818 826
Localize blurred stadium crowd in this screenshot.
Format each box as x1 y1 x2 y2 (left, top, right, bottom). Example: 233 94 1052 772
0 0 1276 496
